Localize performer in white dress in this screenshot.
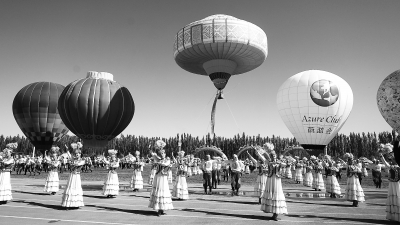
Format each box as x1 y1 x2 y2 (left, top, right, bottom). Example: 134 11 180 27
172 151 189 200
103 149 120 197
148 149 160 185
44 146 60 195
247 148 268 204
312 156 325 191
61 142 85 209
323 155 341 198
342 153 365 207
294 157 304 184
303 157 313 187
148 140 173 216
131 151 144 191
260 142 287 221
0 143 17 204
379 142 400 222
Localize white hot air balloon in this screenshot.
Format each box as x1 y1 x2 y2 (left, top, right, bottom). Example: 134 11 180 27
277 70 353 152
174 14 267 135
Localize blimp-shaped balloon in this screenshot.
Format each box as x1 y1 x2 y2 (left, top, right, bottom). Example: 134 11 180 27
58 71 135 150
377 70 400 133
276 70 353 152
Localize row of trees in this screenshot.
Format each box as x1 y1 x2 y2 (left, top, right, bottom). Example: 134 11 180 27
0 130 396 159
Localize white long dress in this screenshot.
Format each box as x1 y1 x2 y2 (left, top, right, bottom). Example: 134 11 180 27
148 159 174 211
381 161 400 222
172 162 189 200
261 161 288 215
44 158 60 193
131 161 144 190
61 159 85 208
103 159 120 196
254 164 268 198
325 167 341 195
0 158 14 202
345 165 365 202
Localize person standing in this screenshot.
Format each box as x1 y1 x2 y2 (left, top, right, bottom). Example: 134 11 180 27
148 140 173 216
148 149 160 185
61 142 85 209
103 149 120 198
44 146 61 195
0 143 17 205
371 158 386 189
294 157 304 184
260 142 287 221
131 151 144 192
231 154 242 196
323 155 341 198
312 157 325 191
172 151 189 200
303 158 313 187
342 153 365 207
212 156 219 189
247 150 268 204
202 154 213 194
380 142 400 222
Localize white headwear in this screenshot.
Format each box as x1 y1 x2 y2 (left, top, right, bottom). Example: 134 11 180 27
155 140 166 149
263 142 274 151
108 149 118 155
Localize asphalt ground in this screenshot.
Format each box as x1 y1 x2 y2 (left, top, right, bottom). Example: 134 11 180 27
0 177 398 225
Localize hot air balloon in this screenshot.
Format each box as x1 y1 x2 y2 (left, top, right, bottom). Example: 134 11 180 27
173 14 268 135
12 82 70 152
377 70 400 133
276 70 353 155
58 71 135 151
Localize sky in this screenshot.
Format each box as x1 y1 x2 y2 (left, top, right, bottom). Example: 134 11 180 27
1 0 399 139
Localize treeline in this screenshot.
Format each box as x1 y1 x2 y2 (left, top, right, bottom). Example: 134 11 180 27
0 131 396 159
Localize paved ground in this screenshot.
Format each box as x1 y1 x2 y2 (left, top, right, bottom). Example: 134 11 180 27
0 178 397 225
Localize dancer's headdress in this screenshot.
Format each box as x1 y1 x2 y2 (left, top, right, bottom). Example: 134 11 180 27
263 142 274 152
155 140 166 150
108 149 118 156
50 146 60 155
379 143 393 155
343 153 354 160
71 143 81 154
6 143 18 150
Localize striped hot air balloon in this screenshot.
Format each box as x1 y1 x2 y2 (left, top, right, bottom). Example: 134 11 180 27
58 71 135 150
12 82 70 152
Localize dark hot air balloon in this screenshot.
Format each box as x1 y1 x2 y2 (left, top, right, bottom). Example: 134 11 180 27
58 71 135 150
12 82 70 152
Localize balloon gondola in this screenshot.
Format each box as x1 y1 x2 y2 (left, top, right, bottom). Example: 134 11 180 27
174 14 268 135
58 71 135 151
12 82 70 153
277 70 353 156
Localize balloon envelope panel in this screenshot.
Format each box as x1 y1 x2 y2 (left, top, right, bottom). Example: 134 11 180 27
276 70 353 148
12 82 69 151
377 70 400 133
58 76 135 149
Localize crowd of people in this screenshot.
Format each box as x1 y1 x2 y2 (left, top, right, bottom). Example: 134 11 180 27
0 140 399 222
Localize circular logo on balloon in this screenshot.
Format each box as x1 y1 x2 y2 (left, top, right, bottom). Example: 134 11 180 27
310 80 339 107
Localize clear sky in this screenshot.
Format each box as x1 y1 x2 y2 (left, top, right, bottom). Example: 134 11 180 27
1 0 399 139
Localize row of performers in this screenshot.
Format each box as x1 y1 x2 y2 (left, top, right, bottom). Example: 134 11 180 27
0 141 399 222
